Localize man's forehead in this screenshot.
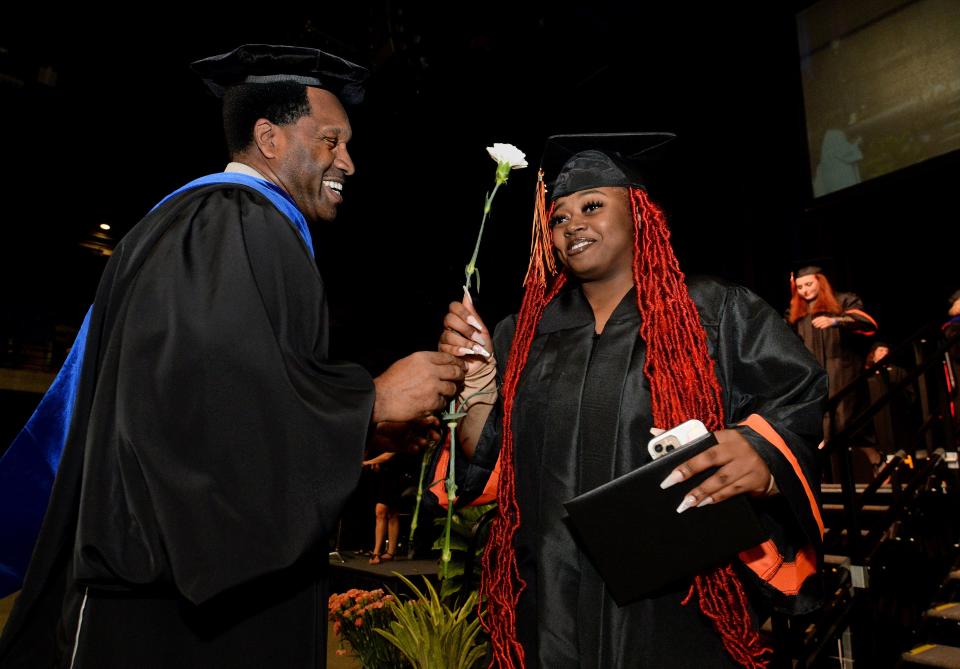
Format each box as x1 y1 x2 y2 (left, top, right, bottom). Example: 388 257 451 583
305 88 352 135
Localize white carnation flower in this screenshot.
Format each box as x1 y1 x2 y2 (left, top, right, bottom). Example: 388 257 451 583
486 143 528 169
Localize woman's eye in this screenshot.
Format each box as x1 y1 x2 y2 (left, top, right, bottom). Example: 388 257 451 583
549 215 567 228
583 200 603 212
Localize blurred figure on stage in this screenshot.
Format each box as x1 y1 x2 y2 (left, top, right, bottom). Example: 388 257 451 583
787 265 877 437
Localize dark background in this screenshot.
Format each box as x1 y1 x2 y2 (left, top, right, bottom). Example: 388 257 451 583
1 2 958 432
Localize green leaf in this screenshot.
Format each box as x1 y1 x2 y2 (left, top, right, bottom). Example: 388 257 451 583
378 574 489 669
442 561 465 579
439 575 461 601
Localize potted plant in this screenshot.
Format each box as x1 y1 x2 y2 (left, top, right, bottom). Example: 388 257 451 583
328 588 410 668
376 575 488 669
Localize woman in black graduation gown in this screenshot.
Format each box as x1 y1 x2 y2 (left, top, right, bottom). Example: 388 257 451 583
440 133 828 669
788 267 878 435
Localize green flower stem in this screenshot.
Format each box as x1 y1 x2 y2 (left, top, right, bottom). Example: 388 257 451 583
441 407 459 577
464 180 504 292
408 443 434 552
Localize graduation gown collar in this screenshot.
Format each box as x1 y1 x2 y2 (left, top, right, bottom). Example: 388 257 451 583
538 281 640 334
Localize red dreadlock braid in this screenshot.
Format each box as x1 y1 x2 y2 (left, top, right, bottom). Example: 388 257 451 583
631 187 771 668
632 187 725 428
480 267 567 669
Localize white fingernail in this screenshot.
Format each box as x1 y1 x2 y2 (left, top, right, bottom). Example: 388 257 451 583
659 470 684 489
458 347 475 356
696 496 714 508
471 331 486 345
472 344 491 358
676 495 697 514
650 427 665 436
467 315 483 330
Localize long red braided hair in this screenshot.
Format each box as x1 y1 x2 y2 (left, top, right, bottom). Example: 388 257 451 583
480 180 770 668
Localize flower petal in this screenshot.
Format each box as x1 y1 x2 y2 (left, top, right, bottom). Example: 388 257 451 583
486 142 528 169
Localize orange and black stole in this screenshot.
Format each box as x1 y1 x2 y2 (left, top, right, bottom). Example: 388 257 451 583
480 182 771 669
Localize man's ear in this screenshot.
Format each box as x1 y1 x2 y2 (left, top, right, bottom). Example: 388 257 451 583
254 118 282 159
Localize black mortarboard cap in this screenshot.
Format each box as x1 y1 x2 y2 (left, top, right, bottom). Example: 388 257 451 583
791 256 835 280
191 44 368 104
795 265 823 279
541 132 676 200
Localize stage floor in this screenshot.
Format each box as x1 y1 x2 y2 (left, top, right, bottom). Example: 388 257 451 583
328 550 439 595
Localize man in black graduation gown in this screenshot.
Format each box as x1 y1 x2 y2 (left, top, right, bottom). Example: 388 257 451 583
0 44 463 668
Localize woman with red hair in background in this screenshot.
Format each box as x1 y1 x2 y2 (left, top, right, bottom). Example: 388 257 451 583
439 133 827 668
788 267 877 436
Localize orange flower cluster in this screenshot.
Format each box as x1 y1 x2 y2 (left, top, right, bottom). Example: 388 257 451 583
328 588 406 668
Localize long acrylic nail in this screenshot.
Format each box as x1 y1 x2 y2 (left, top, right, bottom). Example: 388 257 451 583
472 344 491 358
470 331 486 345
659 470 684 489
696 496 714 508
458 347 475 356
676 495 697 514
466 315 483 331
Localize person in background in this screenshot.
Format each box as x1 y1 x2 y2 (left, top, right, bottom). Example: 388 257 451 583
943 288 960 345
812 111 864 197
363 449 416 564
941 289 960 421
861 341 916 464
788 265 877 436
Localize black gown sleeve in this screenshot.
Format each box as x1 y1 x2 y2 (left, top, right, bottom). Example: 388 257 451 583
714 285 829 614
73 187 375 604
838 292 877 334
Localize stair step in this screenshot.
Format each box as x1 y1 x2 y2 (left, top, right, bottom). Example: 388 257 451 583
902 643 960 667
821 503 890 512
830 528 871 537
928 604 960 622
823 554 851 566
821 483 894 494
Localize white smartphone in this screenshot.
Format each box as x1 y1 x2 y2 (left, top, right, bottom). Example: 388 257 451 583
647 419 709 460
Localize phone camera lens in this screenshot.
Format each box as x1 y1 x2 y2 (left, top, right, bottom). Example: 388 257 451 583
654 443 663 453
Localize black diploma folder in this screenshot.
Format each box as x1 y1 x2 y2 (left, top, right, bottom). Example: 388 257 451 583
563 432 768 606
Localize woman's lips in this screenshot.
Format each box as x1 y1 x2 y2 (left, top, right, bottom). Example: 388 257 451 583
566 238 596 256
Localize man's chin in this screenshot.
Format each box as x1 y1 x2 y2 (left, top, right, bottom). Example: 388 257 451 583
306 205 338 224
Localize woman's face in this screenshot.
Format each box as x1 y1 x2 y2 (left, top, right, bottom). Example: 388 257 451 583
795 274 820 302
550 186 635 282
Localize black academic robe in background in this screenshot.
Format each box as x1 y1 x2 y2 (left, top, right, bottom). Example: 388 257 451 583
865 362 917 455
457 278 828 669
793 292 876 433
0 185 375 668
